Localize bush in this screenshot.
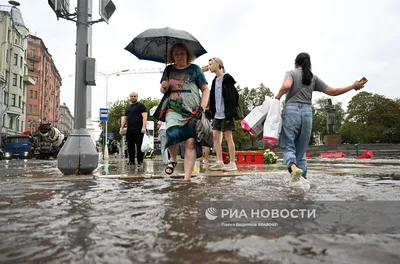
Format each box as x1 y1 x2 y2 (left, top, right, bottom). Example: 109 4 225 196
264 149 279 164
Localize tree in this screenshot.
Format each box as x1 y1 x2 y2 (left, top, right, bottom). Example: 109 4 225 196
231 120 250 150
311 97 345 143
99 97 161 143
99 99 129 143
339 92 400 143
139 97 162 136
237 83 275 148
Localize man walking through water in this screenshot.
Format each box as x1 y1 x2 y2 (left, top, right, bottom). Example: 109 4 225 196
120 92 148 166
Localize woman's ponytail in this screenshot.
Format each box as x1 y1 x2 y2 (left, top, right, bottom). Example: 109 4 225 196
295 53 313 86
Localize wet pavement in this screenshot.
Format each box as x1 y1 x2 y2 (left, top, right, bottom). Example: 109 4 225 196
0 156 400 263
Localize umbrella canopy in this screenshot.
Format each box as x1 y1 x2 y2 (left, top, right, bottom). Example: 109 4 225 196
124 27 207 64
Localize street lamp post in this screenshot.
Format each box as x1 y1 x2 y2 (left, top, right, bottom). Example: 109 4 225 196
98 69 128 160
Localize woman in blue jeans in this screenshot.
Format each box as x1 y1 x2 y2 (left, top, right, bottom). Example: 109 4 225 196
275 52 368 184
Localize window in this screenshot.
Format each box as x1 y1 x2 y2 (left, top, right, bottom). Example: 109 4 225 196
7 30 10 42
29 62 34 71
34 91 37 99
11 94 16 106
3 91 8 105
9 117 13 129
6 49 9 63
33 105 37 113
18 96 21 108
21 121 24 131
29 90 33 98
5 71 9 83
20 76 22 88
13 73 17 86
29 104 32 113
30 48 35 57
14 53 18 66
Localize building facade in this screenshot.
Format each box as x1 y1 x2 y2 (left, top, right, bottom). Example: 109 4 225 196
0 5 35 141
25 34 62 132
59 102 74 136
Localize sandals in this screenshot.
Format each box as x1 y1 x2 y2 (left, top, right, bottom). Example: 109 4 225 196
165 161 177 175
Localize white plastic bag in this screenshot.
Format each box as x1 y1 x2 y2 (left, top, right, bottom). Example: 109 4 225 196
263 99 282 147
240 96 272 136
141 133 153 153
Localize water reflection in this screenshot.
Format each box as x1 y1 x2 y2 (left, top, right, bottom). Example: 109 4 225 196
0 158 400 263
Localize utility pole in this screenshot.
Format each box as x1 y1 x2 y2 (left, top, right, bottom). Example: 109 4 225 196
86 0 96 146
48 0 116 174
104 74 109 160
97 69 128 161
57 0 98 175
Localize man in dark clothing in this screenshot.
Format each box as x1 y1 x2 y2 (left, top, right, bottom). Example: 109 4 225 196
119 92 147 165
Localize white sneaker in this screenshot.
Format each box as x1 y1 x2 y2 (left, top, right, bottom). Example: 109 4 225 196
222 162 237 171
209 162 225 171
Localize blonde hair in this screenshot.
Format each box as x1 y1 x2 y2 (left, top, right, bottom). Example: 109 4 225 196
209 57 226 73
167 43 196 64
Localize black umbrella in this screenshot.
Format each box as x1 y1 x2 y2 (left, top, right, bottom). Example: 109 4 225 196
124 27 207 64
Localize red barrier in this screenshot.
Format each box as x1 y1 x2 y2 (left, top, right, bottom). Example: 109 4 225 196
357 150 374 159
320 152 346 158
306 153 311 158
222 152 264 164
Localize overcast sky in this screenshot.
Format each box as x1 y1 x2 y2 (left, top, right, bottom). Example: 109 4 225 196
12 0 400 119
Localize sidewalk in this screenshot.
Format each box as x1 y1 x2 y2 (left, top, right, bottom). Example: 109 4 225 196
93 156 283 180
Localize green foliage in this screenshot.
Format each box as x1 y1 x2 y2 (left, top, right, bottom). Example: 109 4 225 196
311 97 345 141
140 97 162 136
239 83 275 145
240 83 274 116
339 92 400 143
264 149 279 164
98 99 129 143
98 97 161 143
230 120 250 149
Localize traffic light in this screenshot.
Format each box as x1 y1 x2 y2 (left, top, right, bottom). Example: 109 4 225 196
48 0 70 17
99 0 116 24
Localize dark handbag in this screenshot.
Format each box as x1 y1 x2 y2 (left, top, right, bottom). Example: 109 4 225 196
195 111 213 147
152 65 173 121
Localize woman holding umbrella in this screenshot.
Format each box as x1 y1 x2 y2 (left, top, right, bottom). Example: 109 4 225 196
159 43 210 182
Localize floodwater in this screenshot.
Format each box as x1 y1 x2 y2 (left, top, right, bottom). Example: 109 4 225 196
0 157 400 264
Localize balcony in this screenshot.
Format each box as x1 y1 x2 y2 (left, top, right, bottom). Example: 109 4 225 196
23 75 36 85
7 106 23 117
27 54 41 62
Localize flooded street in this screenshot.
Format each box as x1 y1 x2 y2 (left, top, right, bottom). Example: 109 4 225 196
0 157 400 263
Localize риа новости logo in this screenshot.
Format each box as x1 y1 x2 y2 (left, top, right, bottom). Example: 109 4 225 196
205 207 218 220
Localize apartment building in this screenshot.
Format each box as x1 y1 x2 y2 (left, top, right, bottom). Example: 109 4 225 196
59 102 74 136
25 34 62 132
0 5 35 139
